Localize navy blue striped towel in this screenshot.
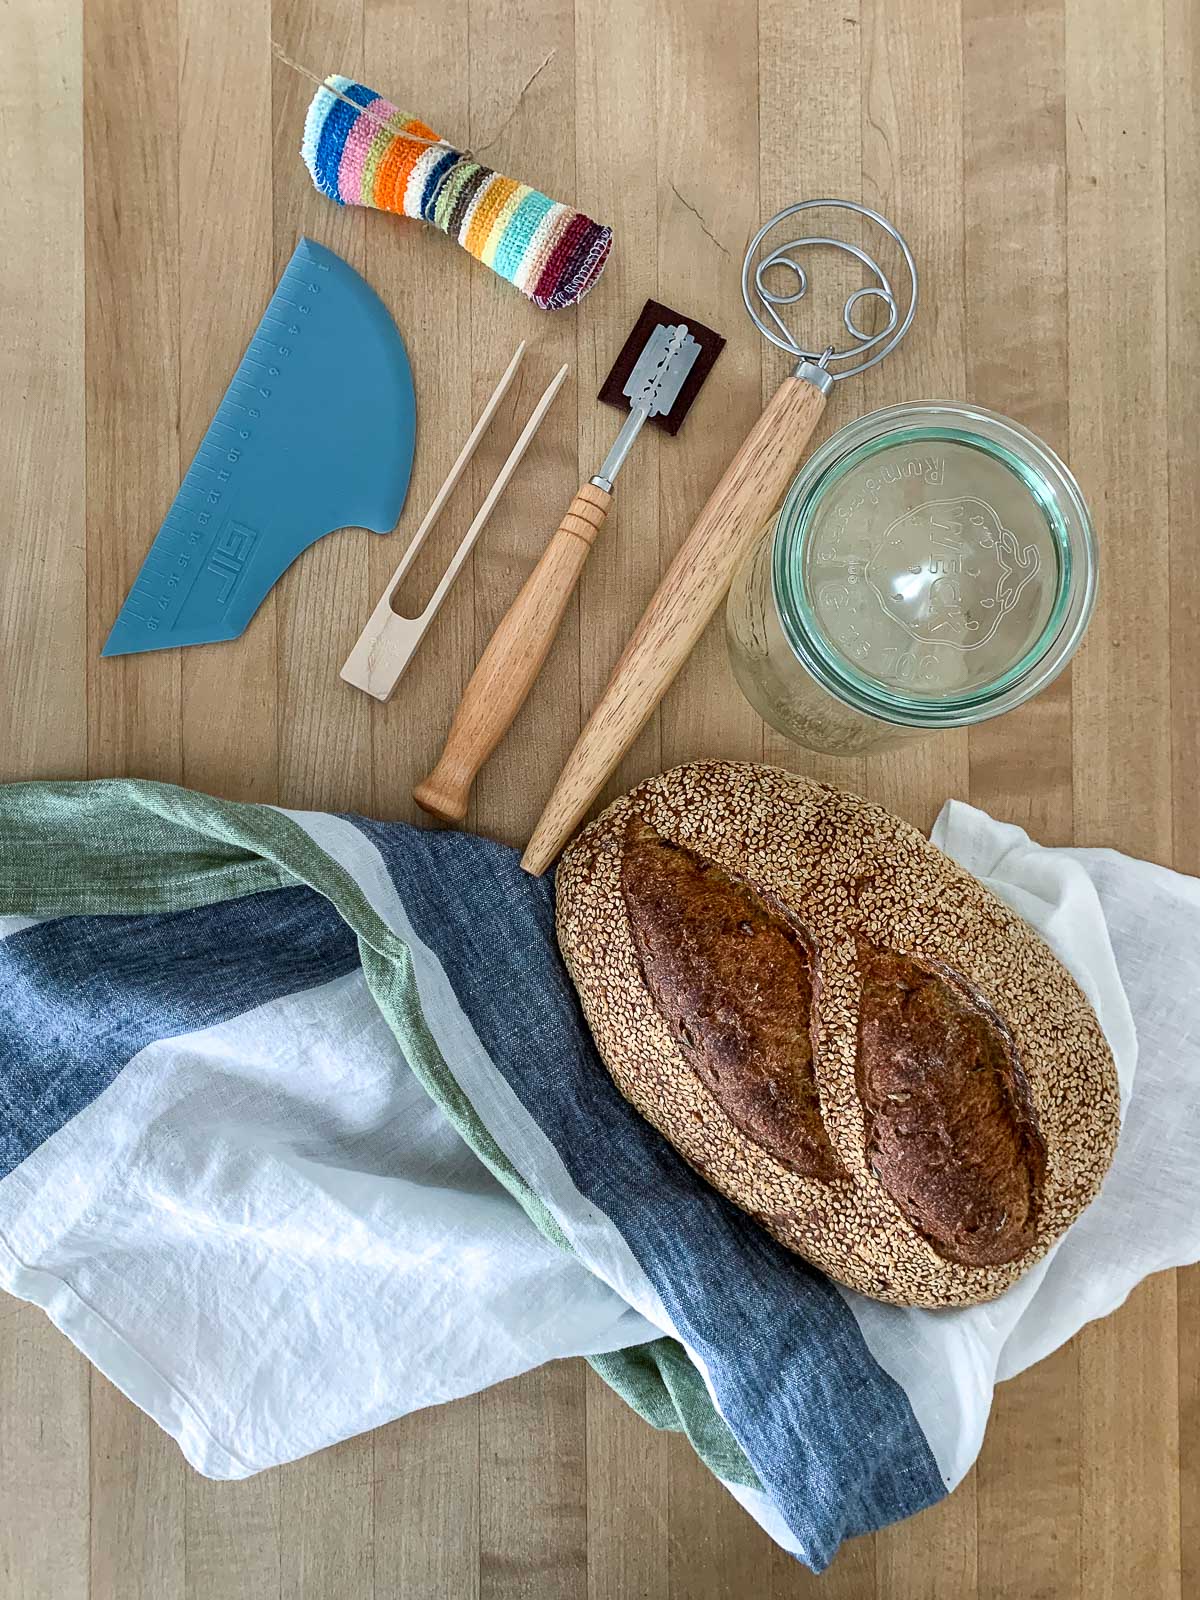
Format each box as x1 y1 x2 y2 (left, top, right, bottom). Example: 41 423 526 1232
1 779 1196 1569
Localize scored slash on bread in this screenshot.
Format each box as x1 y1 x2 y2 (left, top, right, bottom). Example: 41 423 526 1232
620 817 844 1183
554 762 1120 1309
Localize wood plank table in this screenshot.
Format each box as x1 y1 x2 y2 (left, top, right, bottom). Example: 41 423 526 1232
2 0 1195 1594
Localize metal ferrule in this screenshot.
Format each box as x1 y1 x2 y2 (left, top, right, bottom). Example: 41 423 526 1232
794 359 835 395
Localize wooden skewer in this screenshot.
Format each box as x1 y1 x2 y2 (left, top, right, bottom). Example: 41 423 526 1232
341 350 568 702
521 374 830 875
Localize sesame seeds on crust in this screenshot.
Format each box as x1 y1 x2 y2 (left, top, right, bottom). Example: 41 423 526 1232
554 762 1121 1309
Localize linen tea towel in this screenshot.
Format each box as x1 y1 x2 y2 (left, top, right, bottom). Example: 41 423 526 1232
1 778 1197 1571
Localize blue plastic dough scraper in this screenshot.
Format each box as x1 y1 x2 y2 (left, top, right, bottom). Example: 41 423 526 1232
103 236 416 656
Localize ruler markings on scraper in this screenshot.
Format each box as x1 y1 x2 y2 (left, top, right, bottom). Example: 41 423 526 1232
113 266 329 638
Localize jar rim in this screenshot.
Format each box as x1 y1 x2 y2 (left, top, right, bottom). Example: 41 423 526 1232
770 401 1098 728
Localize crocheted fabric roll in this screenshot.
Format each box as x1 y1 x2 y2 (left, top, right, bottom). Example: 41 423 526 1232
302 77 612 312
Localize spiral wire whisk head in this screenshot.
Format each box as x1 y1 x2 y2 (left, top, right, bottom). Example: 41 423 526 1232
741 199 918 381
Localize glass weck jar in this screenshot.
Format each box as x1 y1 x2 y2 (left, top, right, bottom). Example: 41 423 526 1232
726 402 1097 756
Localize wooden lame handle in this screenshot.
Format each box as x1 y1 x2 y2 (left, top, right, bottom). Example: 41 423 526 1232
414 482 612 823
521 375 828 874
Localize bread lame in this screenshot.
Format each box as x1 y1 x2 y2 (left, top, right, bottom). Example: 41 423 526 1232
413 303 724 825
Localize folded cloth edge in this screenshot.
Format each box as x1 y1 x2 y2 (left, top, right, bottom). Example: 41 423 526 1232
0 777 758 1494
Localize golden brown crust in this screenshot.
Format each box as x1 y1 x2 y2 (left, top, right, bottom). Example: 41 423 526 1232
855 945 1046 1268
554 761 1121 1309
621 818 842 1181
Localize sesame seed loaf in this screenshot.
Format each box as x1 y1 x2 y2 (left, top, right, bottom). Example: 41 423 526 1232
554 761 1120 1308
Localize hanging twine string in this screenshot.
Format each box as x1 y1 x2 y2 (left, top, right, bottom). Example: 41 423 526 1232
272 44 459 154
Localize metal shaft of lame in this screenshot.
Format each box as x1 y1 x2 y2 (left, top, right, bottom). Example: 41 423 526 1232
591 405 650 493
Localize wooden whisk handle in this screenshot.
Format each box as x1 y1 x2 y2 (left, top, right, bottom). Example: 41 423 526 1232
521 374 829 874
414 482 612 824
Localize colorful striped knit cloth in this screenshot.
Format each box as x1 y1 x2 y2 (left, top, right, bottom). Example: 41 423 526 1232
301 77 612 312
